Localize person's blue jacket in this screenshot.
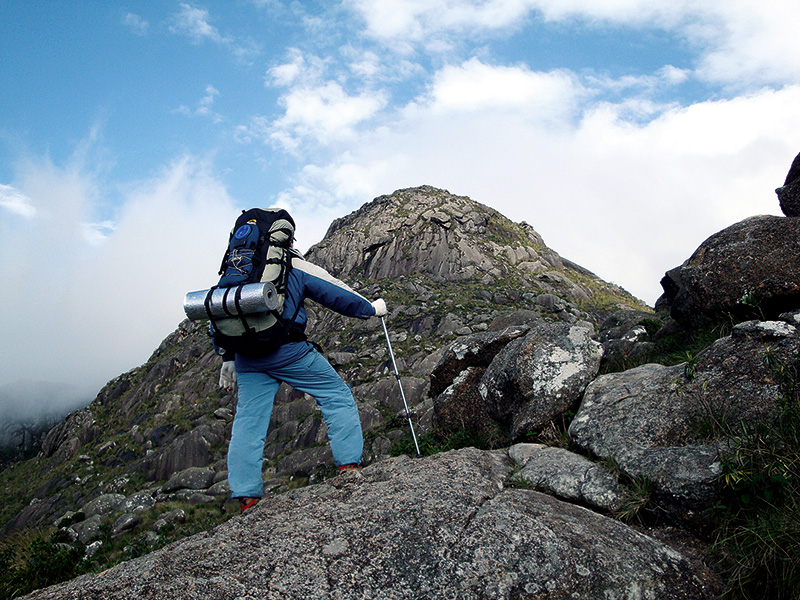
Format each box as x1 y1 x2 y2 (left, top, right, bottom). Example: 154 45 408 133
231 250 376 372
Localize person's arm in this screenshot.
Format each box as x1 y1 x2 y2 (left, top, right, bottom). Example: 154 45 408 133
294 257 383 319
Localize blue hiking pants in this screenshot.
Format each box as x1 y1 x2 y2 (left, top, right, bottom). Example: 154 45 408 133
227 349 363 498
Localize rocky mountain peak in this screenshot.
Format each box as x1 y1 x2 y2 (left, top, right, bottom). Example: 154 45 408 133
308 185 551 283
307 186 638 321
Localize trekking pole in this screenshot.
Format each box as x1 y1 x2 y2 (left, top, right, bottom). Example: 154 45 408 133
380 316 422 458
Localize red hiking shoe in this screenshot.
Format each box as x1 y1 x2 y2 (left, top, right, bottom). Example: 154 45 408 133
239 497 260 512
337 463 363 475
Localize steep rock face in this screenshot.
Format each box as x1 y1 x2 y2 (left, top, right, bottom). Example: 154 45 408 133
659 215 800 325
309 186 529 282
41 410 100 464
306 186 623 311
23 449 720 600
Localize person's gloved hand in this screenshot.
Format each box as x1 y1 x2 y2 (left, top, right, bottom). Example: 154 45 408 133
371 298 387 317
219 360 237 391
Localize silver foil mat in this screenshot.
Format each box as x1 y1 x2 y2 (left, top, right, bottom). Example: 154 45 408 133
183 282 279 321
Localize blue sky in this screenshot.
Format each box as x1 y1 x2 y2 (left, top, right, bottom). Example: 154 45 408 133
1 1 799 410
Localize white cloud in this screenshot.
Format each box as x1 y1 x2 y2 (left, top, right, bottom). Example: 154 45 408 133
234 115 271 145
0 184 36 217
177 85 223 123
424 58 586 121
259 47 422 152
346 0 536 41
169 3 260 61
123 12 149 36
529 0 689 24
346 49 383 80
584 66 690 101
81 220 116 245
345 0 800 87
270 82 387 149
345 0 423 40
691 0 800 86
170 3 229 44
0 154 239 397
267 49 329 87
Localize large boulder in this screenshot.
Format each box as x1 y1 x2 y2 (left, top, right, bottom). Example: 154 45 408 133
432 367 500 442
569 319 800 515
161 467 216 493
480 321 603 439
429 325 531 397
690 319 800 424
120 490 157 513
775 150 800 217
659 215 800 325
509 443 627 512
22 448 720 600
430 325 532 441
569 362 723 514
69 515 103 545
81 493 125 518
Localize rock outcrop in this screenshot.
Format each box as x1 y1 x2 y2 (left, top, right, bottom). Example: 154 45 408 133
24 448 721 600
308 186 621 311
776 150 800 217
311 186 536 283
479 321 602 439
658 215 800 325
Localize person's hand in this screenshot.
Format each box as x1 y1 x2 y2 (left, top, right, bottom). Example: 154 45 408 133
219 361 237 391
371 298 387 317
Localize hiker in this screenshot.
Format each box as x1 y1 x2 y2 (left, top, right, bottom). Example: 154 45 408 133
216 233 387 512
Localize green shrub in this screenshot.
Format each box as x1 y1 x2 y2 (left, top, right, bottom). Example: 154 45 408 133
712 499 800 600
0 529 86 600
390 425 508 457
708 348 800 599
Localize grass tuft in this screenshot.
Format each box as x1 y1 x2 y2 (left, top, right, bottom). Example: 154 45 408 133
706 347 800 599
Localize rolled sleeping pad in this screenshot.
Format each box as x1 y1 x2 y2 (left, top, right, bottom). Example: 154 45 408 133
183 282 279 321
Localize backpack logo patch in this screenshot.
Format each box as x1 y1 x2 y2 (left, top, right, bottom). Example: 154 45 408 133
234 223 253 239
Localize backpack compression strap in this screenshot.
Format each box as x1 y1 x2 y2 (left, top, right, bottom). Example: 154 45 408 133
203 285 255 342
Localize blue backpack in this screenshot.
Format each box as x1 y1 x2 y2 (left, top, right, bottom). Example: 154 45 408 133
206 208 299 355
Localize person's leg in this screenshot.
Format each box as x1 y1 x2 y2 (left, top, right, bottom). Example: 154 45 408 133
227 370 281 498
273 349 363 466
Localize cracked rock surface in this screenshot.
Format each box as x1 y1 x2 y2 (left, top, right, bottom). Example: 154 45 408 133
25 448 719 600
